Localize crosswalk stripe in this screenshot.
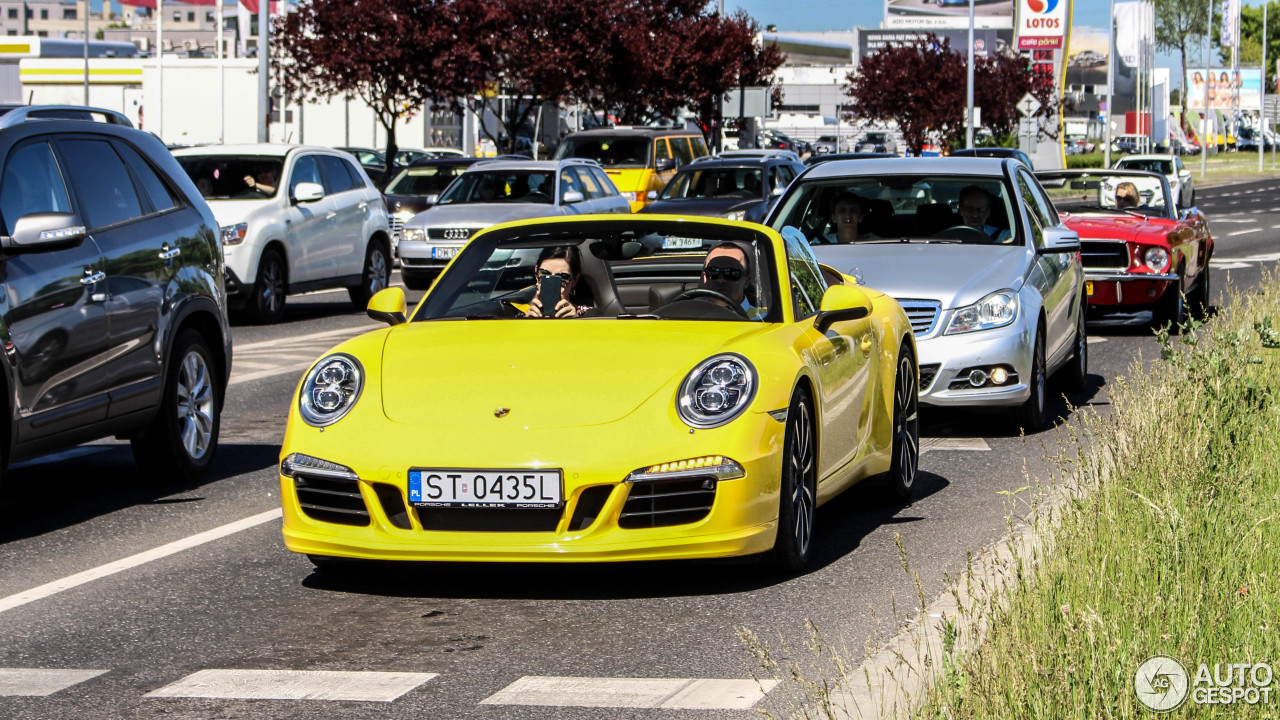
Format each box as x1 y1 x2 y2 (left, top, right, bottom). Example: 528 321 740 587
144 669 438 702
920 437 991 453
480 676 776 710
0 669 108 697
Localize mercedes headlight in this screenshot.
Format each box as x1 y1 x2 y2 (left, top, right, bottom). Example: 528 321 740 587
722 210 746 221
1144 246 1170 271
945 290 1019 335
402 227 426 243
677 354 756 429
299 354 364 427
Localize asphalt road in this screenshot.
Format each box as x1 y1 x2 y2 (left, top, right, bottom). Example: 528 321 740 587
2 176 1278 719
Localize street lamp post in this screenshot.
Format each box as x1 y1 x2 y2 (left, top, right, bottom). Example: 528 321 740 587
965 0 975 149
1201 0 1210 177
1104 0 1114 168
1261 2 1268 173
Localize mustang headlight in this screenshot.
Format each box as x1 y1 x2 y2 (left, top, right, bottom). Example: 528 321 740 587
945 290 1019 335
1143 246 1170 271
402 227 426 244
677 354 756 429
299 354 364 427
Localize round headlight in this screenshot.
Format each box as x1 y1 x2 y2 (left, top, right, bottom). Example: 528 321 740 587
1144 246 1170 271
299 354 364 427
677 354 756 429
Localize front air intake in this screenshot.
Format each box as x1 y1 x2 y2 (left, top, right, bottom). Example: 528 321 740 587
619 477 716 529
294 474 370 526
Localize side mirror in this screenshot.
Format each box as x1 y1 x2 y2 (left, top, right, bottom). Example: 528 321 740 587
4 212 86 252
646 190 659 200
1039 227 1080 253
425 194 439 205
813 284 871 333
367 286 407 325
1179 207 1199 221
655 157 676 173
562 190 585 204
292 182 325 204
771 185 785 197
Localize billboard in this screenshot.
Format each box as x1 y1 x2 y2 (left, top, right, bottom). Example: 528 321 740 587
859 29 1014 60
1016 0 1068 50
883 0 1014 30
1186 68 1263 111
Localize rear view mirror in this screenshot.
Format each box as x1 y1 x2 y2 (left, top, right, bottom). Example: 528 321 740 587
4 212 86 252
292 182 325 203
563 190 585 204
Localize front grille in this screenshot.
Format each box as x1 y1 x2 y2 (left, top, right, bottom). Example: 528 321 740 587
295 474 370 526
427 227 480 241
897 299 942 336
919 363 941 392
1080 240 1129 270
619 477 716 529
388 215 405 242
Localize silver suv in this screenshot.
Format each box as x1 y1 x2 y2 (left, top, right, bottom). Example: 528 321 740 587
398 158 630 289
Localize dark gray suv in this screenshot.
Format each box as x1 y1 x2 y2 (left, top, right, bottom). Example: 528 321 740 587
0 110 231 489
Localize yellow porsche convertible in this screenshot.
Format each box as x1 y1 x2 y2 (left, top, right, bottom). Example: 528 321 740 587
280 216 918 573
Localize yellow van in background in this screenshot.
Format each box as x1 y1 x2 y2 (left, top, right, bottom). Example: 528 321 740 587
553 127 709 211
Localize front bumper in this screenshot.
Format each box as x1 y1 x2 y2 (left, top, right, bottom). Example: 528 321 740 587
280 415 789 563
1085 271 1178 307
915 313 1033 408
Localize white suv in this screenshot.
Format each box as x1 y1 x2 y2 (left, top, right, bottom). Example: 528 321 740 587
174 144 392 323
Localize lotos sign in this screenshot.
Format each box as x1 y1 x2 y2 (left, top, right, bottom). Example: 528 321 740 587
1017 0 1068 49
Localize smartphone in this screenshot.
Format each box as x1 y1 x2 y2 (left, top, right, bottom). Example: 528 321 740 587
538 275 563 316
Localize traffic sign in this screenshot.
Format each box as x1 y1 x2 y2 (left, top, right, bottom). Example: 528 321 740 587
1017 93 1042 117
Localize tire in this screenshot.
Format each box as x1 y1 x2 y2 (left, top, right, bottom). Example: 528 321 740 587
885 346 920 502
349 240 390 310
764 388 817 574
245 247 286 324
1188 266 1211 320
1015 329 1047 432
1060 303 1088 394
130 329 221 484
401 268 436 291
1153 282 1185 334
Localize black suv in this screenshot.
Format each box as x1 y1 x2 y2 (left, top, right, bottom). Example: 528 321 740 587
0 108 231 489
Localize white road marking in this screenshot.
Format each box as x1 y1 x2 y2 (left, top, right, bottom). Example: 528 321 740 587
1087 336 1108 344
233 326 368 353
1250 209 1268 214
0 669 108 697
146 669 437 702
1212 218 1256 223
229 362 316 386
228 327 369 386
480 676 776 710
1229 228 1264 236
1212 262 1252 269
0 509 282 615
920 437 991 453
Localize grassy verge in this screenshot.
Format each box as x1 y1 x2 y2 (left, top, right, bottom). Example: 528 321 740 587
1067 149 1280 182
739 278 1280 719
913 282 1280 717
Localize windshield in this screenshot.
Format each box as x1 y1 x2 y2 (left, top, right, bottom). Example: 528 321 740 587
436 170 555 205
1116 159 1173 175
554 137 651 168
1038 172 1172 219
386 166 464 196
414 224 778 323
177 155 284 199
769 175 1021 245
661 168 763 200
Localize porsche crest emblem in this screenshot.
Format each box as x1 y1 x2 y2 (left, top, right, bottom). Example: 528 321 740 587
494 407 511 418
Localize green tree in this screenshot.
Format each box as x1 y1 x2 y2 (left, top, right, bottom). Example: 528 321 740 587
1154 0 1208 101
1239 2 1280 89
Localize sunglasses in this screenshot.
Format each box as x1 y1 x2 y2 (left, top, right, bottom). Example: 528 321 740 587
704 266 744 281
538 269 574 282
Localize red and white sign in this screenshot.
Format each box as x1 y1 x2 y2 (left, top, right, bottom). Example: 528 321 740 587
1016 0 1067 50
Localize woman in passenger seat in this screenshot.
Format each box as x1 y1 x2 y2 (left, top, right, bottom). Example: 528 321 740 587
524 245 596 318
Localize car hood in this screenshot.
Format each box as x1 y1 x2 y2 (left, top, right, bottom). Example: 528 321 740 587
639 197 763 217
379 320 771 429
1059 212 1174 243
406 202 564 229
812 244 1030 309
203 198 276 227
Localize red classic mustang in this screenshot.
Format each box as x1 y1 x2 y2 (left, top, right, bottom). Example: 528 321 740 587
1035 169 1213 331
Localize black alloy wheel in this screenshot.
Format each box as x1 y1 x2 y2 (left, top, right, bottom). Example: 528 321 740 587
131 329 221 484
885 346 920 501
349 240 391 310
1016 329 1047 432
247 248 286 324
1061 303 1088 394
765 389 817 573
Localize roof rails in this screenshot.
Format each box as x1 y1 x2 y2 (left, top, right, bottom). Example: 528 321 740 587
0 105 133 130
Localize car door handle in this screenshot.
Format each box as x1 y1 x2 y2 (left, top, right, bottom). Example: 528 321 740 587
326 211 338 220
358 201 369 210
159 245 180 260
81 270 106 285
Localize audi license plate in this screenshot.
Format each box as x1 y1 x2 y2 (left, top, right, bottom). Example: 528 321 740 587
408 468 563 508
431 245 462 260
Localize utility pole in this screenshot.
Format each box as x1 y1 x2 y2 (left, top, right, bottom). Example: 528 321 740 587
1104 0 1115 168
1201 0 1210 177
82 0 88 105
257 0 269 142
965 0 975 149
1262 2 1268 173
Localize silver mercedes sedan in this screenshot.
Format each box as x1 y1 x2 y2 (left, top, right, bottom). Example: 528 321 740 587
765 157 1087 430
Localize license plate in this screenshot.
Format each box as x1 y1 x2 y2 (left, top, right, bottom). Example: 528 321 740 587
407 468 563 508
431 246 461 259
1085 281 1094 296
662 236 702 250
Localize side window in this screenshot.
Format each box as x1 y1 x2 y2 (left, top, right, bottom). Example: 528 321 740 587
776 165 797 186
783 229 827 319
114 142 176 213
289 155 324 196
574 167 602 198
654 139 671 166
0 141 72 234
318 155 358 194
670 137 694 169
1175 157 1186 173
342 159 368 188
1015 174 1045 247
590 167 617 196
689 135 709 158
1020 169 1058 227
59 139 144 228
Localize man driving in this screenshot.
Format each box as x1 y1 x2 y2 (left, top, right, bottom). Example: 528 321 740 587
698 241 761 318
957 186 1011 242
